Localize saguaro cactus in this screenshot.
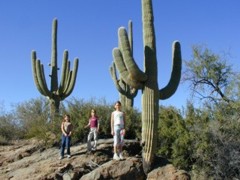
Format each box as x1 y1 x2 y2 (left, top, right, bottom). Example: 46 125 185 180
31 18 79 117
112 0 182 173
110 21 138 109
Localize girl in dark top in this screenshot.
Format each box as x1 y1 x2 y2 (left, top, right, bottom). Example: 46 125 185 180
59 114 73 159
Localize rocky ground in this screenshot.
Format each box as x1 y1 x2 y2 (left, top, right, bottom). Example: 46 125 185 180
0 138 190 180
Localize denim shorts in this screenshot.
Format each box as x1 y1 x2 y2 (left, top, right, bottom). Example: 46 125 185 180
114 124 124 146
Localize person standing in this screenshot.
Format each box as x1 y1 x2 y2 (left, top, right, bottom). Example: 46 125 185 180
111 101 125 160
59 114 73 159
85 109 100 151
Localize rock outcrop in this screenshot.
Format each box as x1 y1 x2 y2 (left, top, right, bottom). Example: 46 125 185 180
0 139 190 180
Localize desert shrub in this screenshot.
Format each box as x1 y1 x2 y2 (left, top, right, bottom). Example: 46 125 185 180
191 102 240 179
0 135 8 145
0 113 23 144
157 105 195 170
124 108 141 139
12 97 64 147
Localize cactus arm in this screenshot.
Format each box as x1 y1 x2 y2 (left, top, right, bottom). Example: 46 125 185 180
58 50 68 94
113 48 144 89
62 71 72 96
31 51 45 95
35 60 52 97
110 20 139 108
128 21 133 55
66 61 70 85
159 41 182 100
110 60 139 98
62 61 71 93
118 27 147 82
62 58 79 98
38 63 51 96
109 62 129 95
32 50 52 97
112 48 132 83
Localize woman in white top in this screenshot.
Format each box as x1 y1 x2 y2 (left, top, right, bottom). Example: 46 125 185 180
111 101 125 160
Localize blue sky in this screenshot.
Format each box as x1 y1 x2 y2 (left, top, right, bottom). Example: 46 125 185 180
0 0 240 112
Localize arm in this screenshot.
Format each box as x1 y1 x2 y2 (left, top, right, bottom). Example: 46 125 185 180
111 112 114 136
61 122 67 136
68 124 73 136
97 118 100 132
122 112 126 135
85 119 90 128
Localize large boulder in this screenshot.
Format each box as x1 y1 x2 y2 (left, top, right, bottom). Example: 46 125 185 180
80 157 145 180
147 164 191 180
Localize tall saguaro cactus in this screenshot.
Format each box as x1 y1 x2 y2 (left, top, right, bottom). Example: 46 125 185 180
112 0 182 173
31 18 79 117
110 20 138 109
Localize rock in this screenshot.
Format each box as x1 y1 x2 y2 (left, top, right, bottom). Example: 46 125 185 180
147 164 191 180
80 157 145 180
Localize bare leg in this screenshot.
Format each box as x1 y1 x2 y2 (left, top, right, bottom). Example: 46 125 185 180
114 145 117 154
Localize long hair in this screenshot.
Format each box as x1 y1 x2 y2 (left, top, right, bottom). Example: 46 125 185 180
62 114 71 122
89 109 98 118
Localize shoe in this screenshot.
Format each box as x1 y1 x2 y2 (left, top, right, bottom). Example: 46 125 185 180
119 153 124 160
59 156 63 160
67 155 71 158
113 153 120 160
87 148 91 152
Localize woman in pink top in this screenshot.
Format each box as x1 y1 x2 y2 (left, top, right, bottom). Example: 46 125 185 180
85 109 100 151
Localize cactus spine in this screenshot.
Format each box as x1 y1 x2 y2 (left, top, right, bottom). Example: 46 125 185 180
110 21 138 109
31 18 79 116
112 0 182 173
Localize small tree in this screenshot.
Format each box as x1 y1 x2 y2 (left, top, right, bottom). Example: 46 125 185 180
0 113 23 144
183 45 240 104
